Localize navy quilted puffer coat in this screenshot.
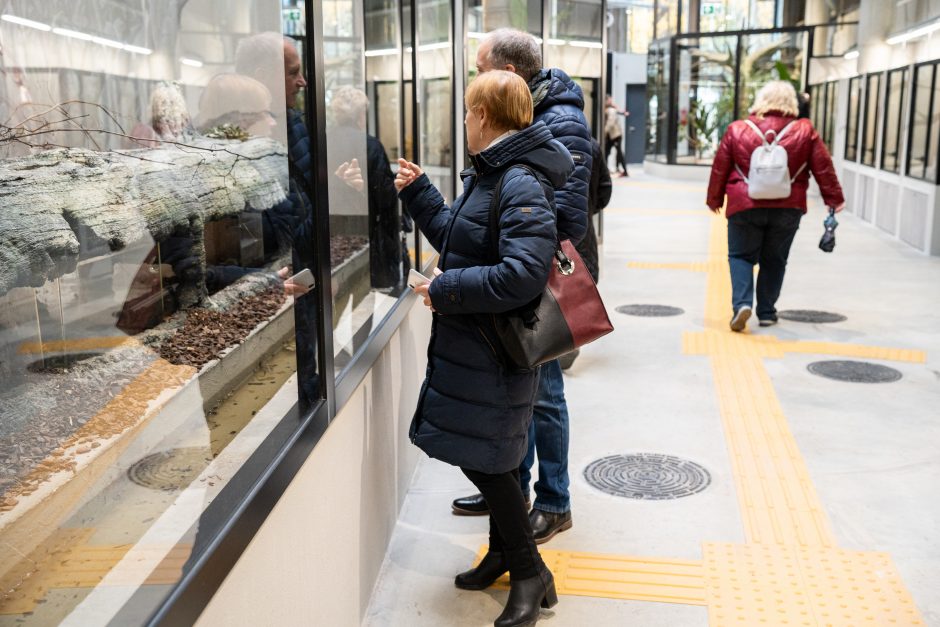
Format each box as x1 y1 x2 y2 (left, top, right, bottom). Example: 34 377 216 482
399 121 574 473
528 68 593 245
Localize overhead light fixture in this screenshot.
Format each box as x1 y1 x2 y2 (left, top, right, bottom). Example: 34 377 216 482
1 14 51 31
124 44 152 55
886 19 940 45
844 50 859 59
52 26 94 41
181 57 204 67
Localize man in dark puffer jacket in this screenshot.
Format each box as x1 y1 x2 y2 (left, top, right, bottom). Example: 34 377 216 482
450 28 592 545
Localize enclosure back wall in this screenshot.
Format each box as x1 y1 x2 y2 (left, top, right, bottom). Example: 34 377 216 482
0 0 604 624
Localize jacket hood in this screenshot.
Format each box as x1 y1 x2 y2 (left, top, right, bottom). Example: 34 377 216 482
528 68 585 114
472 120 574 188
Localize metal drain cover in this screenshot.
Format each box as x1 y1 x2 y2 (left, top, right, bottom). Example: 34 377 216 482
778 310 847 323
127 447 212 491
583 453 710 500
615 304 684 317
807 360 902 383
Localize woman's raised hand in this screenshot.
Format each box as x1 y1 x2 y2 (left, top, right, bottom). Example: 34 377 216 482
395 158 423 192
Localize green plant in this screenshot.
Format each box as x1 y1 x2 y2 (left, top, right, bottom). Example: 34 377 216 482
687 99 719 159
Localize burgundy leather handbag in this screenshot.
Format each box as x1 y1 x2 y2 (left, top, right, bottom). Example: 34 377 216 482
486 166 614 369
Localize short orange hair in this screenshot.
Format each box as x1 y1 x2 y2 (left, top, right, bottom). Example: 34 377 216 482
465 70 533 132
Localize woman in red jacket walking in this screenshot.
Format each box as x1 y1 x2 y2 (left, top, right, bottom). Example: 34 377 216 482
706 80 845 331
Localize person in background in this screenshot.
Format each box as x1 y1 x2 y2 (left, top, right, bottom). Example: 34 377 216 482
706 80 844 332
798 91 811 119
560 135 611 371
450 27 592 548
604 95 629 176
396 70 573 627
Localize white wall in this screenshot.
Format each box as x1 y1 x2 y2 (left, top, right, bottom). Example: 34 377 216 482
195 300 432 626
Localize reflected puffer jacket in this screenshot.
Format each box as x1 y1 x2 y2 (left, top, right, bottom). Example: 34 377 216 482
529 68 592 245
706 113 844 218
398 121 574 474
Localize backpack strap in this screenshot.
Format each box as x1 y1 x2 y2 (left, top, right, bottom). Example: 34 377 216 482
734 119 808 184
487 164 552 263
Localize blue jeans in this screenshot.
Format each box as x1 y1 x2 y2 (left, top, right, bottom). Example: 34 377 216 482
519 359 570 513
727 207 802 320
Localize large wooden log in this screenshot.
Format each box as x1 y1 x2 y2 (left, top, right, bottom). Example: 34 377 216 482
0 137 288 297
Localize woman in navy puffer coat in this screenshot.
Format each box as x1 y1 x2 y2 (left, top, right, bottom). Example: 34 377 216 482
396 71 573 627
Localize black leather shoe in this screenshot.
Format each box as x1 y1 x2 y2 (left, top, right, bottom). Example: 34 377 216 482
452 493 531 516
494 566 557 627
455 551 508 590
529 509 572 545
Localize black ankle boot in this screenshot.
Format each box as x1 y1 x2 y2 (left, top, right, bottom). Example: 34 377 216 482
455 551 508 590
494 566 557 627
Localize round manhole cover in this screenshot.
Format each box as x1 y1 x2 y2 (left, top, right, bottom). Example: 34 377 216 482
615 304 684 317
807 360 902 383
127 447 212 491
778 310 847 324
583 453 711 500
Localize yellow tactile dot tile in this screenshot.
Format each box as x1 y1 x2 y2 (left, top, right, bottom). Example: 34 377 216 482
481 547 707 605
703 543 925 626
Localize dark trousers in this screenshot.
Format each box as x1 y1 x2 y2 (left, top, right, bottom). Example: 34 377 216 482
605 134 627 173
727 207 802 320
461 467 542 580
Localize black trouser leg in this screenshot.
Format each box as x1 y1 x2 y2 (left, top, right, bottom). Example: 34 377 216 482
461 467 541 580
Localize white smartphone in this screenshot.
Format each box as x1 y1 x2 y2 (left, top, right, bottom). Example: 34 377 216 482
407 268 431 289
287 268 315 289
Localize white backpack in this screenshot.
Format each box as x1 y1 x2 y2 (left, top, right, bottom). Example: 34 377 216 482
734 119 807 200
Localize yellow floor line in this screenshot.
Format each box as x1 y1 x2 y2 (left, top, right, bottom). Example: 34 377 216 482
481 548 707 606
18 336 140 354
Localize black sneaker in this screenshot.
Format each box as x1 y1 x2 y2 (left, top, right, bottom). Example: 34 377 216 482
759 316 778 327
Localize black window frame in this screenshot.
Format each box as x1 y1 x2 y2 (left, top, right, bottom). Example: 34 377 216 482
845 76 861 162
906 60 939 183
860 71 882 168
880 67 907 174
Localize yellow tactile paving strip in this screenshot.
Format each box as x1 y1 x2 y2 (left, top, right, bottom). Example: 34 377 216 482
484 548 707 606
0 526 191 614
17 335 139 354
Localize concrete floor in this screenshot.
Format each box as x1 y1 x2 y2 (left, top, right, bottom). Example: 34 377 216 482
364 168 940 627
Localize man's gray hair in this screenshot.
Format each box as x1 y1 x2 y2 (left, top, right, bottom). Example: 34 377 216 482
235 32 294 78
485 28 542 81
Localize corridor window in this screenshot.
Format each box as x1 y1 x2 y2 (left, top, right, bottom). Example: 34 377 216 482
845 76 861 161
907 61 939 183
860 72 881 167
881 68 907 174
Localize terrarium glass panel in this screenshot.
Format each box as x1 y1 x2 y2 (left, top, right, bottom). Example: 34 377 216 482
325 0 406 374
0 0 316 622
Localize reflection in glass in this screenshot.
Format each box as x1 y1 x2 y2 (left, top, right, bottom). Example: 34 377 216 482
846 76 861 162
0 1 311 623
416 0 453 211
908 65 933 180
324 0 405 372
881 69 906 174
861 73 881 167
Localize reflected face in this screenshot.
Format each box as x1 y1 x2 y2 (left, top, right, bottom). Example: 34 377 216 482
283 43 307 109
465 106 483 155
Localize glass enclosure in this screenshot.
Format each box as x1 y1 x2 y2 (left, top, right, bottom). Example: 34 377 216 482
545 0 604 136
648 26 809 166
0 0 321 622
